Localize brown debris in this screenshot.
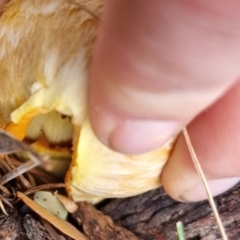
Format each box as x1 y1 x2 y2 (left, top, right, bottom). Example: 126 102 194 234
55 192 78 213
0 131 46 186
22 215 54 240
0 207 25 240
72 202 142 240
101 183 240 240
17 192 87 240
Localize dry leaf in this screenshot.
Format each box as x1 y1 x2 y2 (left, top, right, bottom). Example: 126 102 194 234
17 191 88 240
40 218 65 240
34 191 68 220
55 192 78 213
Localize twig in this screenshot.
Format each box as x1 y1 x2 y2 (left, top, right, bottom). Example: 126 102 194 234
182 128 228 240
0 131 47 185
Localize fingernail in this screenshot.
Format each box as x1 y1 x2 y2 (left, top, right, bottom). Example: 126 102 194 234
109 120 180 154
179 177 240 202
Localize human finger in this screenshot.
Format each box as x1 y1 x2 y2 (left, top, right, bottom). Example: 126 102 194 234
89 0 240 155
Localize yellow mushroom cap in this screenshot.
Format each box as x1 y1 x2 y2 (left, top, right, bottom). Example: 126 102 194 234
0 0 175 204
65 120 175 203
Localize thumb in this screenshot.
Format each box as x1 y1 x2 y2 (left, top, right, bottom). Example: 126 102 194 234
89 0 240 154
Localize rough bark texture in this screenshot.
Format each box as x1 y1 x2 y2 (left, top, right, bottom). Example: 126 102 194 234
100 182 240 240
1 182 240 239
72 202 141 240
22 215 54 240
0 208 25 240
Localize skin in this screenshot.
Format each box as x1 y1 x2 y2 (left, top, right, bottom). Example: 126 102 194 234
89 0 240 202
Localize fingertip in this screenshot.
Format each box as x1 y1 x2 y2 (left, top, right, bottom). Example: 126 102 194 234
161 133 200 202
109 120 180 155
161 133 240 202
179 177 240 202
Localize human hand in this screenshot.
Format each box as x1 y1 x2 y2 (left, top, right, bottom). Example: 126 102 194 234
88 0 240 202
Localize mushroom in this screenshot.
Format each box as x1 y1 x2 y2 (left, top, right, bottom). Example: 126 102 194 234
0 0 175 203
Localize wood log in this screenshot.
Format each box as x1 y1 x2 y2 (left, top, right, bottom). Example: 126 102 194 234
1 181 240 239
100 182 240 240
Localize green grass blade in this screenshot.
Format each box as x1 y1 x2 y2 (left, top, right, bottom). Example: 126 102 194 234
177 221 186 240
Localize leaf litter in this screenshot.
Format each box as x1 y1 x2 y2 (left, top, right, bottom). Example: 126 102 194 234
0 129 233 240
0 130 142 240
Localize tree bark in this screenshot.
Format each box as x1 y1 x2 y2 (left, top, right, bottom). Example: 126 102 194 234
100 181 240 240
1 179 240 239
